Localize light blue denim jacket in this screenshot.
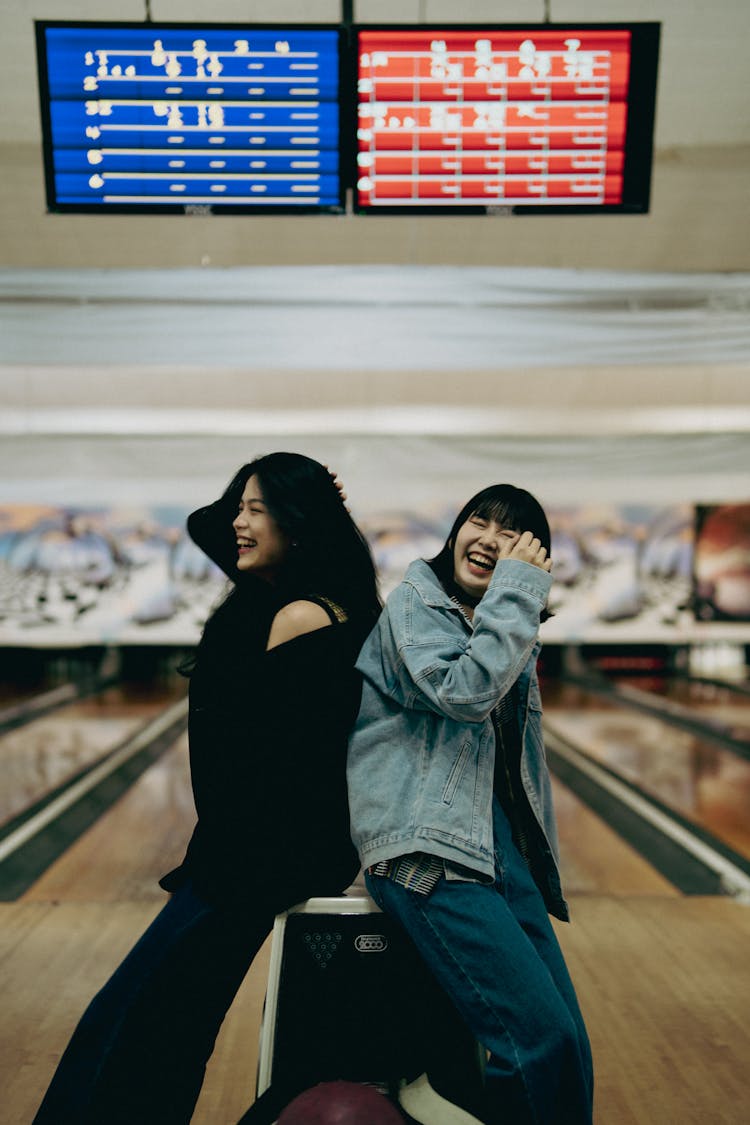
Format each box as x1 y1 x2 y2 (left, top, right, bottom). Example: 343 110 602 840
347 557 568 920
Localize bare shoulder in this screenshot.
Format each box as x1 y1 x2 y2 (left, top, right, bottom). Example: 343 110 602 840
266 600 333 651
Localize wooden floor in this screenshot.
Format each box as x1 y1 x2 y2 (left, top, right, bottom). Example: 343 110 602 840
3 894 749 1125
3 680 749 1123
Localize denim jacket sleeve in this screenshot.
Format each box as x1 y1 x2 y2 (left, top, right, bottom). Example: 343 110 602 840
391 559 552 723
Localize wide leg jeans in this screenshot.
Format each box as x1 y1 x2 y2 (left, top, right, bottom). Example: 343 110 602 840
366 800 594 1125
33 880 275 1125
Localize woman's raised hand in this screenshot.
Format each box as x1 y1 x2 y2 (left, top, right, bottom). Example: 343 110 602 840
324 465 349 510
501 530 552 572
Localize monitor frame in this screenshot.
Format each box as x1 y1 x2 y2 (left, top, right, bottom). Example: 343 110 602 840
352 22 661 216
35 19 660 217
35 19 350 216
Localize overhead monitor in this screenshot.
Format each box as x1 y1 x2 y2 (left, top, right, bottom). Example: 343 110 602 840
355 24 660 214
35 22 345 213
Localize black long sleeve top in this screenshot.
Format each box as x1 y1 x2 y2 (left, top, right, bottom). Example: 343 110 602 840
159 494 362 913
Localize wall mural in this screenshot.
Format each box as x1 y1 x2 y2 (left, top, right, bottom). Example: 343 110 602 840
360 502 700 643
693 504 750 623
0 504 220 646
1 501 748 646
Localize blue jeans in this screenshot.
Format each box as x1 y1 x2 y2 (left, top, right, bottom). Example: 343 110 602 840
366 800 594 1125
33 881 275 1124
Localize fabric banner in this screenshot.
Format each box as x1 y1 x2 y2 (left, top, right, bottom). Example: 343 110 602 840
2 499 748 647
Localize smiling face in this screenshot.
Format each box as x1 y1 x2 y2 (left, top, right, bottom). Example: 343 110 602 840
452 513 520 600
232 474 291 583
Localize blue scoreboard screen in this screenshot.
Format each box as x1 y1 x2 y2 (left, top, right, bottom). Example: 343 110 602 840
36 23 344 213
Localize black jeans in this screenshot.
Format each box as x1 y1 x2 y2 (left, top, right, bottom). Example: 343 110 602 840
33 881 275 1124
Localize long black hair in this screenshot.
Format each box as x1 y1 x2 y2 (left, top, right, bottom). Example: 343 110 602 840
428 483 553 618
189 452 381 643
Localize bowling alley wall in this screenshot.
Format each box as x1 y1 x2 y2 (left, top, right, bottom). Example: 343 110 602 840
2 1 750 270
0 3 748 651
1 492 749 648
1 263 748 649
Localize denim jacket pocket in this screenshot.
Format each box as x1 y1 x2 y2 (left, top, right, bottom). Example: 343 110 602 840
527 680 543 713
442 741 472 805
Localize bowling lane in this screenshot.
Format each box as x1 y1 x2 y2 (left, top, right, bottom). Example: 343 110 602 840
551 776 678 896
2 897 272 1125
609 674 750 743
0 681 47 709
22 730 193 902
544 681 750 861
0 680 186 830
23 725 676 904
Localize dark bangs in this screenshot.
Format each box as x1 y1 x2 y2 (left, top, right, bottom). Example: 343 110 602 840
472 495 524 532
470 486 551 552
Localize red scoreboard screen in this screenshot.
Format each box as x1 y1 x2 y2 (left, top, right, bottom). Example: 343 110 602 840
355 25 659 213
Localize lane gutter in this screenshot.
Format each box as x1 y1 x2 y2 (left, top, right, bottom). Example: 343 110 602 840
561 672 750 762
545 720 750 902
0 697 188 900
0 675 119 736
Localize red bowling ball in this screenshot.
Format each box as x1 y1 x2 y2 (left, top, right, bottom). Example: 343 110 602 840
278 1080 404 1124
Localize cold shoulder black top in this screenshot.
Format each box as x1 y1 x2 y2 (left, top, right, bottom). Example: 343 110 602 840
159 497 362 913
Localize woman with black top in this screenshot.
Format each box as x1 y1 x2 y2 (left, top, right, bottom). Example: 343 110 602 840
33 452 381 1125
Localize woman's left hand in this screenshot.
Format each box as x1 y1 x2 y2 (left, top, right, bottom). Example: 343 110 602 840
503 530 552 572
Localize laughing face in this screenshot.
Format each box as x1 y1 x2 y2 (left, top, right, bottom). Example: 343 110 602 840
232 474 291 583
452 513 520 600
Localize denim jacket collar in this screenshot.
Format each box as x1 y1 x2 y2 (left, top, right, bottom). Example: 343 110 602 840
404 558 470 611
403 559 542 661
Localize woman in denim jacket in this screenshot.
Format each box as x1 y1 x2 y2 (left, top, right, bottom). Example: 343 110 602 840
347 484 593 1125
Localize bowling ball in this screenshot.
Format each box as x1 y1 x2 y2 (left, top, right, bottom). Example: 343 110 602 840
278 1080 404 1124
